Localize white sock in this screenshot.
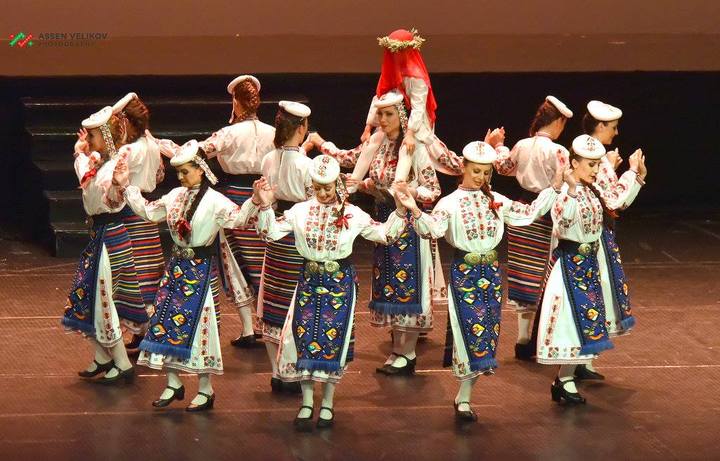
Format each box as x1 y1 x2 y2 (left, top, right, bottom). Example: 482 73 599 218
265 342 279 377
392 332 419 367
298 381 314 418
320 383 336 419
86 340 112 372
159 371 183 399
238 306 254 337
517 312 534 344
455 377 477 412
558 365 578 393
191 374 213 405
585 361 597 372
104 342 132 377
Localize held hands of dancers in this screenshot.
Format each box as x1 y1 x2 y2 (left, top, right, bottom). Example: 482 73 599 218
484 127 506 148
393 180 421 218
606 148 623 170
252 177 276 208
306 132 326 151
563 168 578 196
628 149 647 181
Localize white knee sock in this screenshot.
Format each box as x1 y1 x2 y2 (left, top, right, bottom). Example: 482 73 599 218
385 329 403 365
558 365 578 393
190 374 213 405
319 383 336 419
585 361 597 372
104 342 132 377
392 332 419 367
238 306 254 337
159 371 183 399
455 377 477 411
517 312 534 344
265 342 279 377
298 381 314 418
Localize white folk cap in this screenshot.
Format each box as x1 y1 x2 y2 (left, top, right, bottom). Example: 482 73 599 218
82 106 113 129
227 75 261 95
571 134 606 160
374 90 405 109
462 141 498 164
112 92 138 115
279 100 311 118
546 95 573 118
587 100 622 121
170 140 218 184
309 155 341 184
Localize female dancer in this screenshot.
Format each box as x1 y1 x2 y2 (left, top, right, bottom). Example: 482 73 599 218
310 91 441 375
575 100 647 380
153 76 274 347
114 140 259 410
493 95 574 360
256 101 314 393
110 92 166 354
252 155 414 430
63 106 147 384
535 135 642 404
412 140 564 421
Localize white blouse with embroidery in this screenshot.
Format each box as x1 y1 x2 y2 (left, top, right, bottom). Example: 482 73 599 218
366 77 433 143
123 185 257 248
594 155 642 210
255 199 406 261
320 131 441 203
117 135 164 192
154 120 275 175
415 187 558 253
260 147 314 203
494 134 569 193
74 155 125 216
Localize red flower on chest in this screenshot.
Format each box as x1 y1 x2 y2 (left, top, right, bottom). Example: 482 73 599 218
176 219 192 240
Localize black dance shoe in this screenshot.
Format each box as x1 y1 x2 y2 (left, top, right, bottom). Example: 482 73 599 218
152 386 185 408
97 366 135 384
230 334 258 348
454 400 478 422
514 342 535 361
551 378 587 405
270 377 283 393
316 407 335 429
384 354 416 376
294 406 314 432
78 360 114 378
186 392 215 412
574 364 605 381
282 380 302 394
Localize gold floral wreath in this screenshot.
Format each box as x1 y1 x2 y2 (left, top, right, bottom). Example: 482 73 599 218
377 28 425 52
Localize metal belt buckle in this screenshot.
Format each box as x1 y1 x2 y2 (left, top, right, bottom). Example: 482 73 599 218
578 243 592 256
324 261 340 274
306 261 320 274
485 249 498 264
464 252 482 265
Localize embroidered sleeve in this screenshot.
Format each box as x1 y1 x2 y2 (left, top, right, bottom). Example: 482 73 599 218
199 127 233 160
415 208 450 239
256 207 294 242
155 137 181 159
503 188 558 226
406 77 428 134
595 168 642 210
215 194 259 229
358 208 407 244
320 140 365 169
123 185 168 223
429 136 463 176
494 143 519 176
414 150 441 203
74 153 92 182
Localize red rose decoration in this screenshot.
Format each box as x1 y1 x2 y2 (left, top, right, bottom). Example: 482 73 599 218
176 219 192 240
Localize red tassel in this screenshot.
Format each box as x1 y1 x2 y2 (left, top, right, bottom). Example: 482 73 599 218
489 201 503 211
176 219 192 240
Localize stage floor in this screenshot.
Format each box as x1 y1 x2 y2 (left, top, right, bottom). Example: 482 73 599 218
0 210 718 461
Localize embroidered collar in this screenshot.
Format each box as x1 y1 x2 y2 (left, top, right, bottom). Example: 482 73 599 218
536 131 553 139
459 185 483 192
281 145 301 152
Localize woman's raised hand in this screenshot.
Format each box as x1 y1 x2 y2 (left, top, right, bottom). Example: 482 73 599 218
252 177 275 207
360 125 372 143
606 148 623 170
75 128 89 155
629 148 647 180
402 130 416 155
392 180 421 217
